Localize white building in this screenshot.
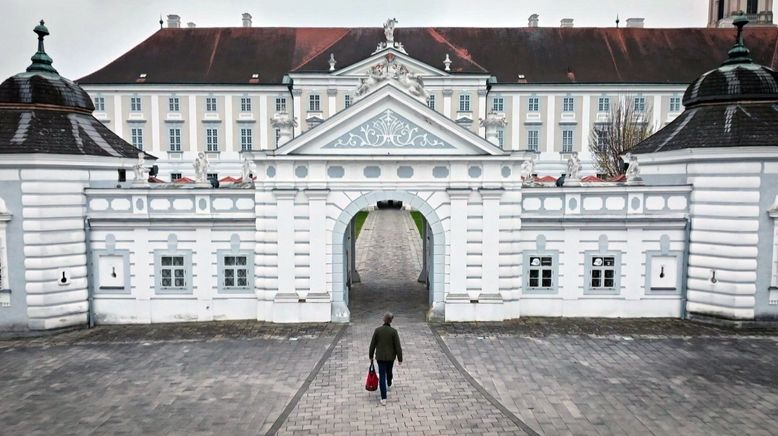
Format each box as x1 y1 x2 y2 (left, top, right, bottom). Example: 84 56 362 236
0 17 776 331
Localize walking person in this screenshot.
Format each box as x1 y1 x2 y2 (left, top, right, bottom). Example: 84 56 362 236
369 312 403 405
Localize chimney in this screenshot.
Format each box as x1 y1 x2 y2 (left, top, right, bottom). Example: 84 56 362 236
560 18 574 28
528 14 539 27
187 22 196 28
167 14 181 28
626 17 645 28
242 13 252 27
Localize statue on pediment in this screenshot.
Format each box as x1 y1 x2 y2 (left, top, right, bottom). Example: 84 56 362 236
241 157 256 183
520 155 536 184
625 153 643 184
384 18 398 44
566 152 581 181
194 152 209 184
132 152 148 184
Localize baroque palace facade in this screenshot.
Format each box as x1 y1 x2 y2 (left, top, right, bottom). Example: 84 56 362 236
0 16 777 330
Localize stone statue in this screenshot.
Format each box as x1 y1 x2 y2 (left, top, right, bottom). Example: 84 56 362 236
566 152 581 181
193 152 209 184
132 152 148 183
626 153 643 184
241 157 256 182
383 18 398 44
520 155 536 183
270 111 298 146
479 111 508 147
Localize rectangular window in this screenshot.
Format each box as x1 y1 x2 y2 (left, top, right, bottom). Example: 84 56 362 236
206 97 217 112
222 255 250 290
427 95 436 110
130 97 142 112
170 173 182 181
527 255 555 291
497 129 505 147
634 96 646 113
275 128 281 147
459 94 471 112
588 255 617 291
747 0 758 14
527 130 539 151
240 128 253 151
596 126 608 151
207 173 218 181
528 97 539 112
561 129 574 153
168 128 181 151
309 94 320 112
94 96 105 112
563 96 575 112
160 255 186 290
344 95 352 109
669 96 682 112
275 97 287 112
492 96 504 112
597 97 610 112
206 128 219 152
131 127 143 150
168 96 180 112
240 97 252 112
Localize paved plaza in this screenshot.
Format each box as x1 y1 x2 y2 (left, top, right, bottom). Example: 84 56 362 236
1 209 778 435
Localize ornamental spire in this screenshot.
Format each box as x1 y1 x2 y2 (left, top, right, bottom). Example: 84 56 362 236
26 20 58 74
723 12 753 66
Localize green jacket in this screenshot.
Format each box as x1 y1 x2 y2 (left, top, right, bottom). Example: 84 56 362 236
369 324 403 362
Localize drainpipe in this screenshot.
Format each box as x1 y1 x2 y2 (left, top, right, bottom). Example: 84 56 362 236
84 216 95 328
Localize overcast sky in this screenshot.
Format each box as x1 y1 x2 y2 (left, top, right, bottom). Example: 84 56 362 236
2 0 709 81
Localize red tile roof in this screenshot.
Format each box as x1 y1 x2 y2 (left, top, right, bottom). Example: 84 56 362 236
77 27 778 85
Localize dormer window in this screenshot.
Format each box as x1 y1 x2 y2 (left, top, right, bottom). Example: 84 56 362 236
492 96 504 112
309 94 321 112
459 94 471 112
205 97 217 112
169 96 180 112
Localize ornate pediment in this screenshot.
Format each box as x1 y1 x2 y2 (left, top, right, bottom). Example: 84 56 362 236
324 109 453 149
354 54 428 102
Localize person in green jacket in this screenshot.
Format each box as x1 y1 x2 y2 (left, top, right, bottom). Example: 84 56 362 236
369 312 403 405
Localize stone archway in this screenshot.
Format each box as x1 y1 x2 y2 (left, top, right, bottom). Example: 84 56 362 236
330 191 445 323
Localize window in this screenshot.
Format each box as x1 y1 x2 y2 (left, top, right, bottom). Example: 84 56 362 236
459 94 471 112
427 95 436 110
634 96 646 113
563 96 575 112
168 128 181 152
240 97 252 112
344 95 352 109
207 173 218 181
275 97 287 112
275 128 281 147
492 96 504 112
587 255 618 291
240 128 253 151
595 126 609 151
525 254 557 292
130 97 142 112
669 96 682 112
156 254 190 293
561 129 574 153
170 173 182 181
747 0 758 14
597 97 610 112
527 130 539 151
206 97 217 112
130 127 143 150
94 96 105 112
219 254 251 292
168 96 180 112
309 94 320 112
206 128 219 152
527 97 539 112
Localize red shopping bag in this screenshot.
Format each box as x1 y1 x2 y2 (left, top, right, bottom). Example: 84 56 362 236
365 361 378 391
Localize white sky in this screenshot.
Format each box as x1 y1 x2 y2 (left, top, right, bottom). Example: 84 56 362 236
2 0 709 81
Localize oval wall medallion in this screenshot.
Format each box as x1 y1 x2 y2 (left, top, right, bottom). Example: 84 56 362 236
295 165 308 178
468 166 482 178
363 166 381 178
432 166 449 178
266 166 276 178
397 166 414 178
501 166 511 178
327 166 345 178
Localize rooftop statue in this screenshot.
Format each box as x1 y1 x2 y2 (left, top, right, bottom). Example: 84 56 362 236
132 152 148 184
383 18 398 44
194 152 210 184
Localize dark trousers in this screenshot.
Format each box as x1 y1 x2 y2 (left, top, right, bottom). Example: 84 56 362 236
377 360 394 400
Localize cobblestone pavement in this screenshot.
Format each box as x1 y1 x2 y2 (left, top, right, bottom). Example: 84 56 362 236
277 209 527 435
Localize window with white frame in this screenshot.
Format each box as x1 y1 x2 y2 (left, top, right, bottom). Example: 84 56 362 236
561 129 574 153
205 97 217 112
168 128 181 151
156 253 191 293
595 125 609 151
219 252 253 292
240 128 253 151
527 130 539 151
528 96 539 112
525 254 557 293
240 97 252 112
94 96 105 112
170 173 182 181
275 96 287 112
427 94 436 110
597 96 610 112
275 128 281 147
344 94 352 109
130 96 142 112
585 253 621 293
492 96 504 112
169 96 180 112
131 127 143 150
670 96 682 112
459 94 471 112
563 96 575 112
309 94 321 112
634 96 646 113
497 129 505 148
206 128 219 152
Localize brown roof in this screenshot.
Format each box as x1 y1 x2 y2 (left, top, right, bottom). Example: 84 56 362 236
77 27 778 85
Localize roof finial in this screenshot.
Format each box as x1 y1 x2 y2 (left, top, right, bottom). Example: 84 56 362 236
723 12 753 65
26 19 58 74
159 15 164 29
616 14 620 28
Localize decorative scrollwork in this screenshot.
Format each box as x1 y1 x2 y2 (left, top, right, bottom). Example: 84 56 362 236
327 110 452 149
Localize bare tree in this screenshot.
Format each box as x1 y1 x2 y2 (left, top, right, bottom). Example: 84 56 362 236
588 96 654 178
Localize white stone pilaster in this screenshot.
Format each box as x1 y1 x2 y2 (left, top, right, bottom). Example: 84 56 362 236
150 95 160 153
447 189 471 295
273 189 298 295
580 95 590 154
511 96 520 151
546 95 556 153
114 95 124 137
292 89 302 137
305 189 329 297
259 94 268 150
327 88 337 118
652 94 662 130
188 95 198 153
442 89 453 119
477 89 487 137
224 95 234 152
479 189 503 296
